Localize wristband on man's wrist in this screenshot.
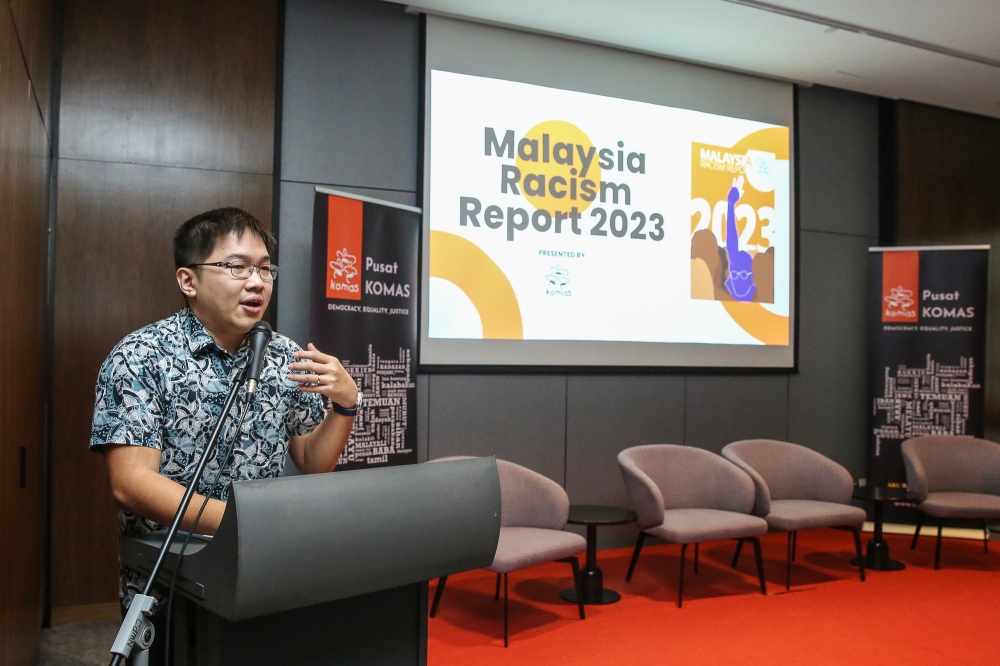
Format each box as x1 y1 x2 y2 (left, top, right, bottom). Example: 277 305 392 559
332 391 363 416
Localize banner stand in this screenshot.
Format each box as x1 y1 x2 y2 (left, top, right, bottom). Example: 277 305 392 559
310 188 421 470
867 245 989 522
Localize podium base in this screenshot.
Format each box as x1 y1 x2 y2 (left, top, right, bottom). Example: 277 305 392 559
180 583 427 666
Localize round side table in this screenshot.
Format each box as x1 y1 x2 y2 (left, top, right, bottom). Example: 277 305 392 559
851 486 920 571
559 504 638 605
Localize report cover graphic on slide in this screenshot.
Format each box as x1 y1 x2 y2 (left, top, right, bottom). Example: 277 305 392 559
427 70 791 347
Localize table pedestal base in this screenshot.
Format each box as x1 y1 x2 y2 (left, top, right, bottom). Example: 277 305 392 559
561 565 622 605
562 507 638 606
851 537 906 571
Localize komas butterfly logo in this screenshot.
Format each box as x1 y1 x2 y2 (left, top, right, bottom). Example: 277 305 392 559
330 249 358 283
545 265 571 297
884 286 914 312
546 266 569 288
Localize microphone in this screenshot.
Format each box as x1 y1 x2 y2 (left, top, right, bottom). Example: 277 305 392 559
245 321 273 396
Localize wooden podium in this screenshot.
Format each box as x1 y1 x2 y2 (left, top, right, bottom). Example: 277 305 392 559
121 457 501 665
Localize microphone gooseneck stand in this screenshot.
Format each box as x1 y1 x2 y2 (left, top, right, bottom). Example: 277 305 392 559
161 395 252 666
107 364 251 666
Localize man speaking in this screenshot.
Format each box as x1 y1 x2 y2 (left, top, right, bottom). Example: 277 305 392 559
90 207 360 664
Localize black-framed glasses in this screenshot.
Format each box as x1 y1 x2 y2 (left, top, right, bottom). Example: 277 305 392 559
187 261 279 282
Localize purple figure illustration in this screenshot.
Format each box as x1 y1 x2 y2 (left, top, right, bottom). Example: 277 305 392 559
724 176 756 302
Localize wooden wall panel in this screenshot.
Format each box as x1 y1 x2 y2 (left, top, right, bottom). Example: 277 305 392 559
52 0 278 613
9 0 54 132
51 161 272 607
1 2 51 663
0 5 20 655
895 101 1000 440
60 0 276 173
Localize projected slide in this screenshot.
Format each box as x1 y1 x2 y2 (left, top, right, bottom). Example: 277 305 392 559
426 70 791 352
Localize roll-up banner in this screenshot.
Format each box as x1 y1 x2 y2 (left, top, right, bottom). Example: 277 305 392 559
868 246 989 504
310 188 421 470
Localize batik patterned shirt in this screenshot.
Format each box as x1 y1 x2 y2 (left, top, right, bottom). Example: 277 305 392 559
90 308 327 610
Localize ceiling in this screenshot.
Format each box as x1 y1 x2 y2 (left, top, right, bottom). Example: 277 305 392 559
394 0 1000 119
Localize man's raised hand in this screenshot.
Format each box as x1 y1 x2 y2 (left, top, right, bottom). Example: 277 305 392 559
287 343 359 409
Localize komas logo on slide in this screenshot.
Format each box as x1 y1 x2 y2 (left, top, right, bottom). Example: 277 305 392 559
545 265 571 297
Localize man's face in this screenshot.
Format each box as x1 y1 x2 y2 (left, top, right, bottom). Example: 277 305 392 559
179 231 272 340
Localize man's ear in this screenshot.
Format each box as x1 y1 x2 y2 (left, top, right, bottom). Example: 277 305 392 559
176 267 198 300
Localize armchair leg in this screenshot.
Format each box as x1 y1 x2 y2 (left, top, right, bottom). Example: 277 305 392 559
626 532 646 582
850 526 866 582
503 572 509 648
495 573 501 600
694 542 699 574
429 576 447 618
560 557 586 620
984 520 990 554
678 543 687 608
731 538 744 568
749 537 767 595
791 531 798 561
935 519 944 570
785 531 793 591
911 512 924 550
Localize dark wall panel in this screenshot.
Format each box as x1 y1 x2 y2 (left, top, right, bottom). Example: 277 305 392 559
281 0 420 189
52 160 272 607
565 376 685 547
684 376 789 454
60 0 276 172
416 374 429 462
1 2 50 662
565 375 686 500
788 85 879 481
788 231 873 477
797 86 880 237
895 101 1000 441
426 375 566 484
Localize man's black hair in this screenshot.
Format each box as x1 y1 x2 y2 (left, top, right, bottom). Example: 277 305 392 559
173 207 276 269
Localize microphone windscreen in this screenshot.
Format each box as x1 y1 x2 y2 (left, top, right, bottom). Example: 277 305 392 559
250 320 273 338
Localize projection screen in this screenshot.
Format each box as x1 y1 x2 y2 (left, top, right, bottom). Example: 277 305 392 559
421 15 796 369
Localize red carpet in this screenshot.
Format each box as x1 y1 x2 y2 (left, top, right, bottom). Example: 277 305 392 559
428 530 1000 665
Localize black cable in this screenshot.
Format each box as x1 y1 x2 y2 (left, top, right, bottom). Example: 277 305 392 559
161 392 253 665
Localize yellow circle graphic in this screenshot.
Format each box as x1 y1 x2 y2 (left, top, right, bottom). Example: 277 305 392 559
430 231 523 339
515 120 600 215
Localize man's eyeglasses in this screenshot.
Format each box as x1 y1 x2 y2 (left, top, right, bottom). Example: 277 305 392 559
728 270 752 281
187 261 279 282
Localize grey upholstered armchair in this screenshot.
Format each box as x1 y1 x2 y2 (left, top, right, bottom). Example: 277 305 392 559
722 439 866 589
428 457 586 647
618 445 768 607
902 435 1000 569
